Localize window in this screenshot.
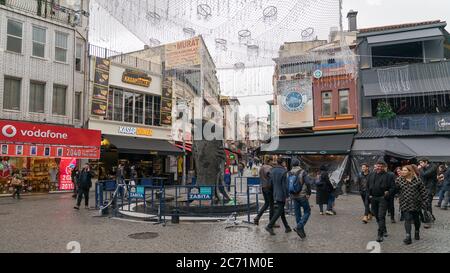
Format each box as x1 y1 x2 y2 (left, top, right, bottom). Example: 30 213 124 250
124 91 134 123
3 77 21 110
32 26 46 58
144 95 154 126
7 20 23 53
55 31 68 62
52 85 67 115
113 88 123 122
134 94 144 124
339 89 350 115
29 82 45 113
321 91 332 117
74 92 81 120
75 42 83 71
153 96 161 126
372 42 423 67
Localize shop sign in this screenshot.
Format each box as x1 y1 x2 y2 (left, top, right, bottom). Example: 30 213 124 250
0 120 101 147
59 158 76 191
122 69 152 87
436 117 450 131
0 144 100 159
188 187 212 201
165 37 201 69
118 126 153 137
129 186 145 199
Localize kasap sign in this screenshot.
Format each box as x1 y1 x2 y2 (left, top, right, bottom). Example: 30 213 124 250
188 187 212 201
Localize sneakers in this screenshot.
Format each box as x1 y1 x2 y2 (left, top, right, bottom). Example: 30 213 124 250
325 211 334 216
295 227 306 239
253 218 260 226
265 226 275 236
376 235 384 243
73 206 80 210
320 212 324 216
332 210 337 215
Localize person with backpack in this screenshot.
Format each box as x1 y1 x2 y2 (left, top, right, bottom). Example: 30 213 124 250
265 158 292 235
74 163 93 210
254 159 274 225
288 159 311 239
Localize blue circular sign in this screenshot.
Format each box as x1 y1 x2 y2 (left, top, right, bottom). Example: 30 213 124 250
282 91 308 112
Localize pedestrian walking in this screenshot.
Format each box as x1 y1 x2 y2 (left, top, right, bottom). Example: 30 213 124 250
71 166 79 199
315 166 334 216
418 158 438 227
358 163 372 224
288 159 311 239
238 162 245 177
385 165 397 224
265 158 292 235
367 159 396 243
436 165 447 208
440 164 450 210
224 167 232 192
11 170 23 199
396 165 428 245
254 159 274 225
74 163 93 210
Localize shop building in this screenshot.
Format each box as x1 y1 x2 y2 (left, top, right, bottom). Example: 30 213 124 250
87 46 182 183
0 120 101 195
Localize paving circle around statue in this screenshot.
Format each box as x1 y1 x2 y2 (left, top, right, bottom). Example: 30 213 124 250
128 232 159 240
225 225 252 232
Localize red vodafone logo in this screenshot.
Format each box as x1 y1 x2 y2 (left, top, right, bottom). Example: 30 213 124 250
2 125 17 138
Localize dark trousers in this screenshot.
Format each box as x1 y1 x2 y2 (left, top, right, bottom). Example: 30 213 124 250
371 196 388 236
13 186 22 199
255 188 274 221
404 211 421 235
388 195 395 220
77 188 90 207
425 189 435 220
361 192 370 216
268 201 290 229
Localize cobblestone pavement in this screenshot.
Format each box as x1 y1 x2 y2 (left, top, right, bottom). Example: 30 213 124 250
0 190 449 253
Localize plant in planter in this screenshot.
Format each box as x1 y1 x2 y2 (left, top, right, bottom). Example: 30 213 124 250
376 101 396 128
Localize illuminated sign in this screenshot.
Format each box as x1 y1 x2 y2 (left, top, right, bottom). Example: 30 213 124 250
118 126 153 137
122 69 152 87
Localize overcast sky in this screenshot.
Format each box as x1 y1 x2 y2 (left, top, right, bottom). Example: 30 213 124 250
91 0 450 118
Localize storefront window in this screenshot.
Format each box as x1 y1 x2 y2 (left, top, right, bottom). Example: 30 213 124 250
145 95 154 126
124 91 134 123
135 94 144 124
113 88 123 121
153 96 161 126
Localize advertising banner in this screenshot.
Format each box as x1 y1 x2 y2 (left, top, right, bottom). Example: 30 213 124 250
278 78 314 129
165 37 201 69
92 57 111 117
59 158 77 191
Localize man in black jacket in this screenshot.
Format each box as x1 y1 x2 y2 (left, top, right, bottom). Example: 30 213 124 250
419 158 438 225
265 159 292 235
74 163 93 210
367 159 396 242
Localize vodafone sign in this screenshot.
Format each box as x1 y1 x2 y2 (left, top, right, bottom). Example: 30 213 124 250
0 120 101 147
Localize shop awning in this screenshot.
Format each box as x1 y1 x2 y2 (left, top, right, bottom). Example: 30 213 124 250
261 134 354 155
400 137 450 162
351 137 416 159
104 135 182 155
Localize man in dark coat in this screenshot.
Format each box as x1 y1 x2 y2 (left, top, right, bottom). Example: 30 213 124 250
367 159 396 242
316 166 333 215
254 158 274 225
74 163 93 210
265 159 292 235
418 158 438 225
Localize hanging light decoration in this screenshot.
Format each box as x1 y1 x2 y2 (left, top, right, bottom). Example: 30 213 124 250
146 11 161 24
197 3 212 19
215 38 228 51
183 27 196 38
238 29 252 44
301 27 315 40
263 6 278 24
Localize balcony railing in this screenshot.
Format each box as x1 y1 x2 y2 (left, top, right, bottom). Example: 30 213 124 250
88 44 162 74
362 113 450 132
0 0 77 25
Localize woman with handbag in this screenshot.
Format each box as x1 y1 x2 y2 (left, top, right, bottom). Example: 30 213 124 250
395 165 428 245
11 170 23 199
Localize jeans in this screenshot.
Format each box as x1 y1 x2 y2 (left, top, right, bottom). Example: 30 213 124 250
425 189 435 219
442 191 450 208
404 211 421 235
328 193 335 211
77 188 90 207
371 196 388 236
437 188 445 206
255 189 274 221
268 201 290 229
361 191 370 216
293 197 311 230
